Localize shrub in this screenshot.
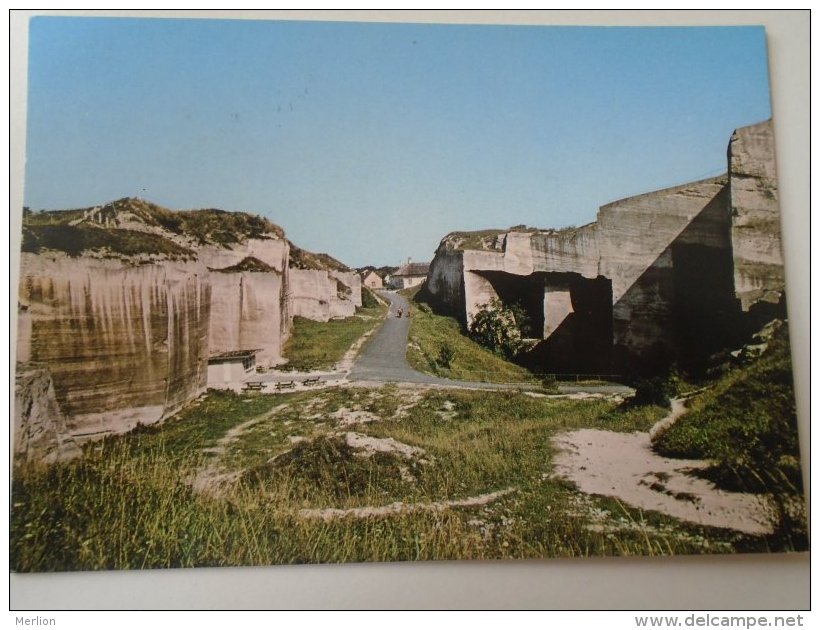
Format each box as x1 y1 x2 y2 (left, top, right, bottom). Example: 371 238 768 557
437 343 456 369
360 287 380 308
629 377 676 409
468 299 526 359
541 375 559 393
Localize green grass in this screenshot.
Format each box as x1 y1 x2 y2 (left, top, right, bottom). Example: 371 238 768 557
652 326 801 493
282 302 387 371
20 198 284 259
288 242 350 272
401 287 537 384
12 385 787 572
651 324 806 546
21 224 196 259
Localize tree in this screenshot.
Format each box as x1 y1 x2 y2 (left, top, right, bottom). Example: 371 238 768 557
468 298 526 359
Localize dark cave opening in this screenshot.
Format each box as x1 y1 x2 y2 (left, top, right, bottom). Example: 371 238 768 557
475 271 614 374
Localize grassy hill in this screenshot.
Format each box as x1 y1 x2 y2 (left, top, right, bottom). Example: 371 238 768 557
402 286 537 384
288 242 350 272
21 197 284 258
651 321 806 547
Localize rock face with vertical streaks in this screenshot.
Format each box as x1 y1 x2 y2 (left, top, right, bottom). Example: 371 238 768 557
14 198 358 460
18 253 210 440
728 120 785 312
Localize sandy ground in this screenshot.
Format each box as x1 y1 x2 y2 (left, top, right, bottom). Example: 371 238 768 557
551 399 773 535
342 431 426 459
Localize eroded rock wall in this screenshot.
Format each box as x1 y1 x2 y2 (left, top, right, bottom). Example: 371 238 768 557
729 119 785 311
14 364 81 463
198 238 289 273
329 270 362 318
424 243 465 316
17 253 210 442
425 120 784 374
599 177 732 370
14 201 369 462
530 224 600 279
597 177 728 303
289 268 333 321
289 268 362 321
207 270 287 366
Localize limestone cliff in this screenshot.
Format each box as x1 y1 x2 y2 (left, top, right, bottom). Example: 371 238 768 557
288 244 362 321
728 119 785 312
18 253 210 441
288 268 363 321
14 364 81 463
15 199 286 455
203 239 291 367
15 197 365 461
425 120 786 375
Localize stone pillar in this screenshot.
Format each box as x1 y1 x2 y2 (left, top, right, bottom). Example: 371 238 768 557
464 271 499 327
543 286 573 339
728 119 785 311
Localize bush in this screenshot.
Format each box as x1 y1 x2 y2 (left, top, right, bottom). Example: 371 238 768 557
437 343 456 369
468 299 526 359
360 287 380 308
630 377 676 409
541 375 559 393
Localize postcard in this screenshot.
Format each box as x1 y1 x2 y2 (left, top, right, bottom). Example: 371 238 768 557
11 14 807 582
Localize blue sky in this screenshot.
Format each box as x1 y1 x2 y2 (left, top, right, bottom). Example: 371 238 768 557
24 17 773 267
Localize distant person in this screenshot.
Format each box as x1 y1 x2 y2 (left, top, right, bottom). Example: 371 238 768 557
397 308 403 318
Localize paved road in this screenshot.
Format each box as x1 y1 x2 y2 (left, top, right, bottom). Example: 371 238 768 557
348 291 632 395
348 291 467 386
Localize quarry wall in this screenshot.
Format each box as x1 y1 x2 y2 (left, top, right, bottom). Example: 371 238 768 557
17 254 211 445
15 208 361 461
728 120 785 311
425 120 785 374
289 268 362 321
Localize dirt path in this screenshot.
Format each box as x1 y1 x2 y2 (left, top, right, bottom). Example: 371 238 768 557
551 399 773 535
298 488 516 521
191 403 289 497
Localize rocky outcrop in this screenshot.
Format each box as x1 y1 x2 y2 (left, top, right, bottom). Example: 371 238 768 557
14 364 81 463
425 120 786 375
208 270 287 367
204 238 291 367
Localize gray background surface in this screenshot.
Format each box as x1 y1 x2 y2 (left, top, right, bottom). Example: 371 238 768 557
8 10 810 611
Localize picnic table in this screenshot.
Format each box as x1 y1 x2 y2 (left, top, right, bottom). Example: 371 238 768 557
302 377 322 386
243 381 265 392
274 381 296 391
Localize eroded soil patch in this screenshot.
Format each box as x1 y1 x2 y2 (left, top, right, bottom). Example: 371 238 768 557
551 400 773 535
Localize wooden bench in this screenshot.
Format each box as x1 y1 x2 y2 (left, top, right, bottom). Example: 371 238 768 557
243 381 265 392
274 381 295 391
302 377 322 386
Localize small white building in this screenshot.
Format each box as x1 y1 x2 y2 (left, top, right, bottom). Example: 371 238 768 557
361 270 384 290
207 349 261 388
388 260 429 290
